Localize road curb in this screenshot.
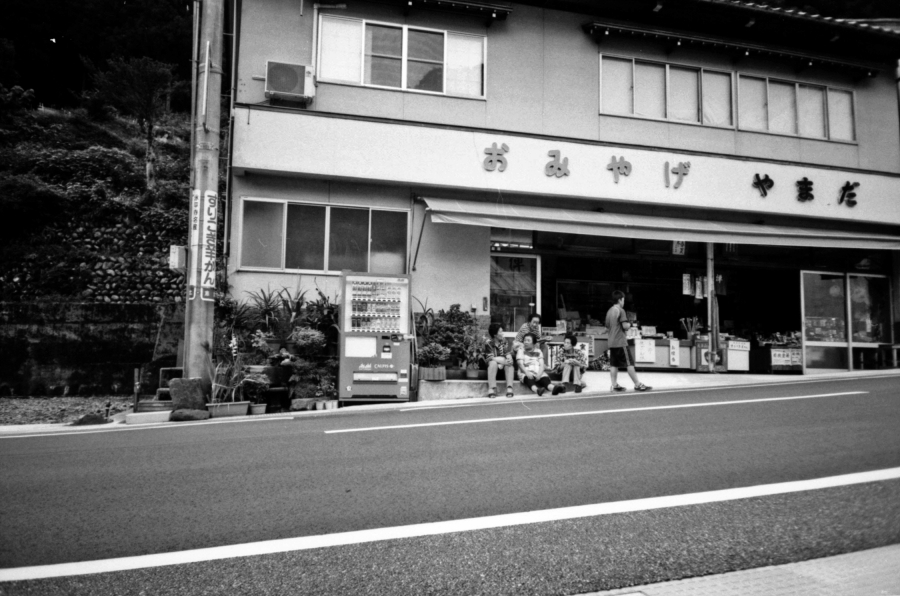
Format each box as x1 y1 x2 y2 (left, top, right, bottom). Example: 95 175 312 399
1 369 897 436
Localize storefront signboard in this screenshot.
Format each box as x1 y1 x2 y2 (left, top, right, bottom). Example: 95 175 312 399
235 109 900 226
771 349 792 366
790 349 803 365
728 341 750 351
669 339 680 366
635 338 655 362
683 274 692 296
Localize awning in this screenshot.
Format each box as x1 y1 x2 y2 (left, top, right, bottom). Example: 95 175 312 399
422 197 900 250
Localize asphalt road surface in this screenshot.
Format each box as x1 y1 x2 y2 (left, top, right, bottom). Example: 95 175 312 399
1 375 899 595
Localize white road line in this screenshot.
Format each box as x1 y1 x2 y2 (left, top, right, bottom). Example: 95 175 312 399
2 465 898 582
332 391 867 434
0 416 295 440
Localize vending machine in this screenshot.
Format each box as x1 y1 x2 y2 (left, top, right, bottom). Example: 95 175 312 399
338 272 414 402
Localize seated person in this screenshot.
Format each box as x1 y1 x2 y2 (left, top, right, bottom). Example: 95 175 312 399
513 312 547 354
483 323 515 398
516 333 564 397
554 334 587 393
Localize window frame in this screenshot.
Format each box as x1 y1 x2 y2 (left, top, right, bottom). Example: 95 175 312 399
317 14 487 100
736 74 856 143
598 53 858 144
238 197 411 275
599 54 735 130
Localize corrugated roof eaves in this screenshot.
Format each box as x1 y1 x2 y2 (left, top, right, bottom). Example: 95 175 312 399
696 0 900 37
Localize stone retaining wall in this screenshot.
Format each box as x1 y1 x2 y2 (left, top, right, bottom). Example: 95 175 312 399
0 301 183 396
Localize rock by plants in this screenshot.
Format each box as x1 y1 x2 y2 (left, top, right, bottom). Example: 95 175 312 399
168 377 206 410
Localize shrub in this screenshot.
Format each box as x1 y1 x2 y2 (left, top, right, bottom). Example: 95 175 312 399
0 85 36 118
28 146 144 191
0 175 69 244
428 304 478 365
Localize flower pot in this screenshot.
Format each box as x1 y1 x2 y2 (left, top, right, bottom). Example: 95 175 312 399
419 366 446 382
262 365 286 386
465 369 481 379
207 401 250 418
249 403 267 415
445 369 466 380
315 400 326 410
325 401 339 410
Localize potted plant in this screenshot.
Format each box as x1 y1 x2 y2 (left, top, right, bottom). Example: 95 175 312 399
246 288 282 349
241 372 270 414
426 304 478 379
206 349 250 418
418 342 450 381
462 329 487 379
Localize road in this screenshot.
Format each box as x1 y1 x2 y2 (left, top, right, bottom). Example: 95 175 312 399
1 375 899 595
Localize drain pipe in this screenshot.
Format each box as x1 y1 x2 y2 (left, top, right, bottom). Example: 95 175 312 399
895 60 900 341
706 242 716 373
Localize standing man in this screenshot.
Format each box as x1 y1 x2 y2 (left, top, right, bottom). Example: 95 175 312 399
605 291 651 392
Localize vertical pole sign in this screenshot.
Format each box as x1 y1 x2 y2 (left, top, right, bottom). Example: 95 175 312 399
200 190 218 301
188 190 201 300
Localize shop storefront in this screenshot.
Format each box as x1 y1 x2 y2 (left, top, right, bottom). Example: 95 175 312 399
227 0 900 379
487 233 896 373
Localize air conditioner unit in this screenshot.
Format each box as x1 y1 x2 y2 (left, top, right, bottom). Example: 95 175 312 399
265 61 315 103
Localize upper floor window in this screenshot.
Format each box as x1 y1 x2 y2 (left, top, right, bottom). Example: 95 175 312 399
600 55 733 127
240 199 409 274
318 15 485 98
737 75 855 141
600 54 855 143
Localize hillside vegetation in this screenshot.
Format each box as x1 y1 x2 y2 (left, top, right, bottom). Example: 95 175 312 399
0 106 190 304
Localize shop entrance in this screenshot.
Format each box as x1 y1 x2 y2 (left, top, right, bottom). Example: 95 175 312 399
489 253 540 337
801 271 894 371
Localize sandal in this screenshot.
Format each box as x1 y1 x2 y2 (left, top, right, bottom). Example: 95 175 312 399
536 387 545 397
506 387 515 398
634 383 652 392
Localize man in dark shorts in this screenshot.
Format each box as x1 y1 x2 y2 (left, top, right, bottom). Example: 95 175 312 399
604 290 651 392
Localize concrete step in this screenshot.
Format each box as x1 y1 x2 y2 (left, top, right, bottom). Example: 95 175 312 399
417 379 582 401
134 400 176 413
125 411 172 424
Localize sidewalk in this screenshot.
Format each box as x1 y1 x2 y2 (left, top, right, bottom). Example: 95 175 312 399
580 544 900 596
1 368 897 436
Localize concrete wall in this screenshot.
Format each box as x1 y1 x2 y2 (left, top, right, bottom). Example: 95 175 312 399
409 202 490 313
237 0 900 173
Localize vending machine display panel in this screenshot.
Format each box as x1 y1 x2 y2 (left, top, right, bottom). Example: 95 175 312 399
339 273 413 401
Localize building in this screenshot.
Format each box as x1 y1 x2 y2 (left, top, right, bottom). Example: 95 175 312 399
225 0 900 374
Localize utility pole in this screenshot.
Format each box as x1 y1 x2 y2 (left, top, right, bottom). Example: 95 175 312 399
184 0 225 382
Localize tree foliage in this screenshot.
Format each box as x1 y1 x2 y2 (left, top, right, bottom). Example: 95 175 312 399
92 56 175 196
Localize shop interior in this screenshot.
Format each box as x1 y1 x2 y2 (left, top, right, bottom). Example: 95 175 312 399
490 229 895 371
